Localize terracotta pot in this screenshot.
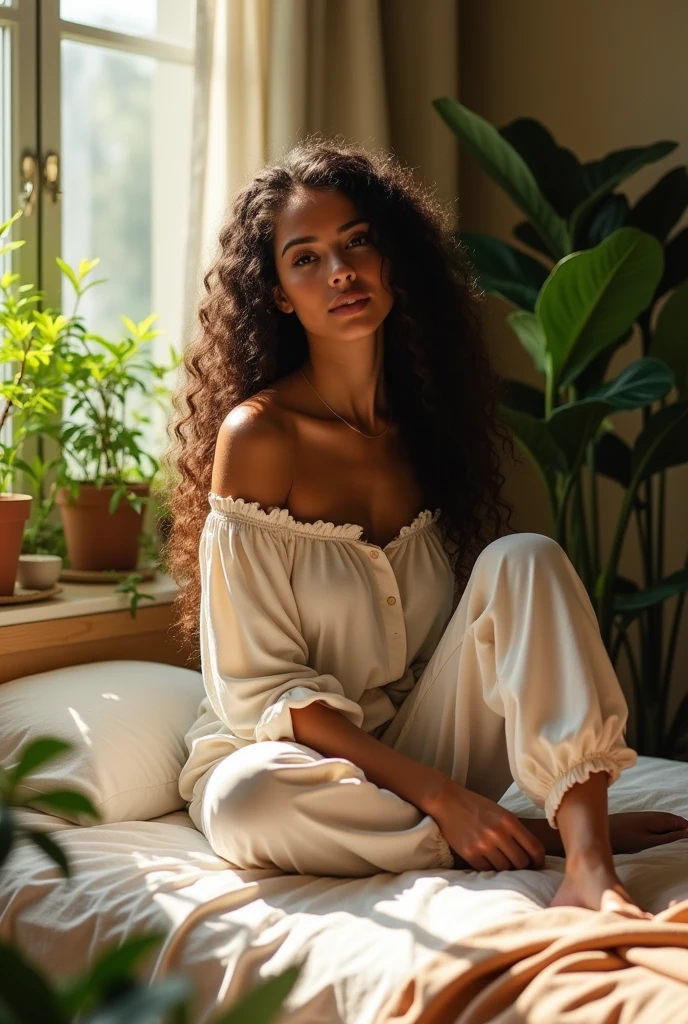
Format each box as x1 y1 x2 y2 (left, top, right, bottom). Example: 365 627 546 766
56 482 151 571
0 493 33 596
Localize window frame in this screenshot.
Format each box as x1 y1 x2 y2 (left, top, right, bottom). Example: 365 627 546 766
2 0 195 497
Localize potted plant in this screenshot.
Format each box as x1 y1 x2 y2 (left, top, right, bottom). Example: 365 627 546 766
47 257 181 572
434 98 688 757
0 211 66 595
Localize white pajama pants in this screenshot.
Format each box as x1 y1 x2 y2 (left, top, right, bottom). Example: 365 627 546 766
189 533 638 876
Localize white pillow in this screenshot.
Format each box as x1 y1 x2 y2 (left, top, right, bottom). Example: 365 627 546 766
0 660 204 825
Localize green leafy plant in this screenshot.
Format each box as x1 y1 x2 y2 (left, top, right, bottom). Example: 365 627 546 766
434 97 688 757
0 738 299 1022
50 256 180 511
0 212 66 496
1 209 182 613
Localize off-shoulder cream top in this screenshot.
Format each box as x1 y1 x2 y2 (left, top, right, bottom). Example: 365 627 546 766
178 492 459 807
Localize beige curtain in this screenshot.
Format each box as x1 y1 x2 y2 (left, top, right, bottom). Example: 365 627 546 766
182 0 459 344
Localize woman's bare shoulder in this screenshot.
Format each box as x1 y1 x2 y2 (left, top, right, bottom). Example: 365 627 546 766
212 389 295 509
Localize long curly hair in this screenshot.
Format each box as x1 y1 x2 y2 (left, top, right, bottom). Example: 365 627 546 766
161 135 516 659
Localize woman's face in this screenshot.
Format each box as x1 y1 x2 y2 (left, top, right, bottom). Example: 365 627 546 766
271 187 393 339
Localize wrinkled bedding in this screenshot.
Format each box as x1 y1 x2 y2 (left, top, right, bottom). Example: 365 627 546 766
1 755 687 1024
377 897 688 1024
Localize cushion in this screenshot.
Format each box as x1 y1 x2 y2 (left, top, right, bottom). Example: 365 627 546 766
0 660 204 825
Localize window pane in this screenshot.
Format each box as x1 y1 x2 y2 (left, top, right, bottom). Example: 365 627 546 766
60 38 192 467
60 0 195 47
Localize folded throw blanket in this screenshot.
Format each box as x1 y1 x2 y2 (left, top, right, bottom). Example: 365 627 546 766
375 897 688 1024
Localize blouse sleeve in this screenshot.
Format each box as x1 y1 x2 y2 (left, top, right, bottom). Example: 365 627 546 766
199 510 365 743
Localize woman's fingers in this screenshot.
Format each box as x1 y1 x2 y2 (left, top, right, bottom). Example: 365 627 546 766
497 833 541 870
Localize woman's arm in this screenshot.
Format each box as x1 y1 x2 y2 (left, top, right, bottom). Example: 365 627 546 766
290 700 452 815
291 702 563 859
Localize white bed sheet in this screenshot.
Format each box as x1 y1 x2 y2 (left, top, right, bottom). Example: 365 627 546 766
2 755 688 1024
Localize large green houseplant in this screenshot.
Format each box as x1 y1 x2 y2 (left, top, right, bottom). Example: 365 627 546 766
0 738 299 1022
434 97 688 758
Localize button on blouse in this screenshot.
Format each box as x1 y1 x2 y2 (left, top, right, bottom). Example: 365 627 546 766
178 492 459 806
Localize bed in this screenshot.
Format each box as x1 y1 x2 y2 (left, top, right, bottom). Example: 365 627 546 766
1 659 688 1023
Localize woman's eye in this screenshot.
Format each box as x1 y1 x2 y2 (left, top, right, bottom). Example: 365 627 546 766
292 234 368 267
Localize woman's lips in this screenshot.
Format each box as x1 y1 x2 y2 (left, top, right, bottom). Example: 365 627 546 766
329 297 371 316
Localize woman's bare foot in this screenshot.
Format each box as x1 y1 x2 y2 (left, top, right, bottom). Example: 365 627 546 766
549 844 653 918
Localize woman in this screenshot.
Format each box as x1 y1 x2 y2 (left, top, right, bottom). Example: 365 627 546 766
164 137 688 920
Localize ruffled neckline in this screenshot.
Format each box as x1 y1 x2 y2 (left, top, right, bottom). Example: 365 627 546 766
208 492 441 549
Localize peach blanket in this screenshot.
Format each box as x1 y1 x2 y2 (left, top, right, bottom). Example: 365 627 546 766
376 898 688 1024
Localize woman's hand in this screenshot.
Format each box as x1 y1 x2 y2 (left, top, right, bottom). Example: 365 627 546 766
608 811 688 853
424 779 547 872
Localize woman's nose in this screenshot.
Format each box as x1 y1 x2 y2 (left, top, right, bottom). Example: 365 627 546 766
329 258 356 287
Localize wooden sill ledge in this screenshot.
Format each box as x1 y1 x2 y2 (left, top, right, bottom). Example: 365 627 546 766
0 573 200 683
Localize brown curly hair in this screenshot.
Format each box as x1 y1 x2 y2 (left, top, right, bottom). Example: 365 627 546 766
160 135 516 659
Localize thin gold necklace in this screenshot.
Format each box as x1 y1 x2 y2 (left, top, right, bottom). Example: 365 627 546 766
298 367 392 438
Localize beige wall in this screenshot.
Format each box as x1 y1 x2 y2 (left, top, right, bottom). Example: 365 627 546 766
458 0 688 727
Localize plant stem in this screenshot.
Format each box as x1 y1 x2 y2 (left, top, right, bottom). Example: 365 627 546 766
586 440 599 586
660 548 688 709
572 469 594 595
618 626 645 751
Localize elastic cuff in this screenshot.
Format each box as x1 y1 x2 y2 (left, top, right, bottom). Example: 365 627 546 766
434 828 455 869
544 753 622 830
255 687 365 742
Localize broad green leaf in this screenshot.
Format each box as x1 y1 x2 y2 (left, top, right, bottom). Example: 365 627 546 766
82 978 191 1024
57 935 169 1018
500 378 546 418
0 240 25 255
513 220 552 259
614 569 688 617
6 737 71 788
631 400 688 480
575 193 629 250
586 357 675 409
0 210 22 238
537 228 664 388
569 141 677 243
547 400 611 472
0 801 13 868
0 942 68 1023
656 226 688 300
650 279 688 396
506 310 547 372
216 966 301 1024
433 97 570 259
55 257 80 293
459 232 549 311
498 405 567 511
627 166 688 243
120 315 137 337
78 257 101 278
498 117 587 219
24 790 101 822
25 829 71 877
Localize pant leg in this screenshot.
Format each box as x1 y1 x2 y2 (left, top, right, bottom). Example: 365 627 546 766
191 532 637 877
191 739 454 876
380 532 638 829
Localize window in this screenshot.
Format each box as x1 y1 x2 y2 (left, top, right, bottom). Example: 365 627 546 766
1 0 196 480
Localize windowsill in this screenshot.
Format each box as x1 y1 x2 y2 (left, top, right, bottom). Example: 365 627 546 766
0 572 179 627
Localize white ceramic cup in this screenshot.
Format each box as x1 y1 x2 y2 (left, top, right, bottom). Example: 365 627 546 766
17 554 63 590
